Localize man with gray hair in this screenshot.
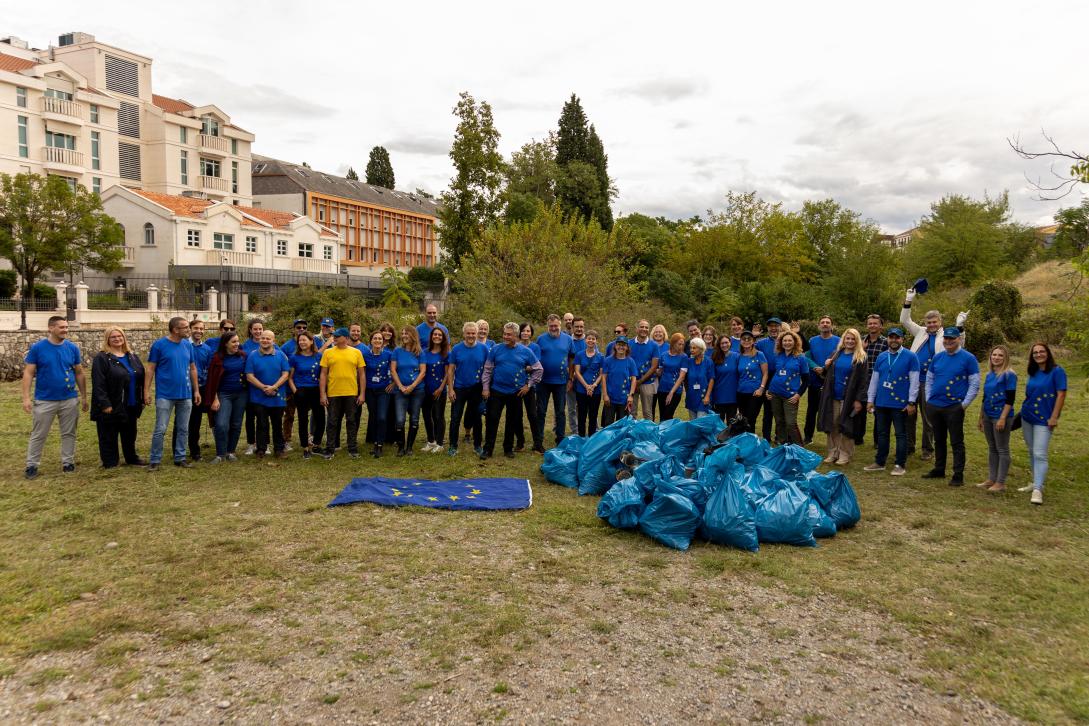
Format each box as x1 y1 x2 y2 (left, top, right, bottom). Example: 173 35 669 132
900 288 968 460
481 322 543 459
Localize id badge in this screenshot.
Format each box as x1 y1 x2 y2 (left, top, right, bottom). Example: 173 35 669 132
883 381 894 390
692 384 701 390
372 375 381 383
778 369 787 376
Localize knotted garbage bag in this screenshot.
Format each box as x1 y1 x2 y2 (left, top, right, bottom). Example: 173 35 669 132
540 435 585 489
597 478 647 529
700 458 759 551
638 490 702 550
753 479 817 547
804 471 861 529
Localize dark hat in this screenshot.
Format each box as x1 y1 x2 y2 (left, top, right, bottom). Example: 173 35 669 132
293 318 308 326
766 317 782 325
321 317 335 327
912 278 929 295
613 336 630 346
334 327 350 338
740 330 756 339
942 326 960 338
887 327 905 337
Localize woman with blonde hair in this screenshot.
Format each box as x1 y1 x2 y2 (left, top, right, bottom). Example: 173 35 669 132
90 327 146 468
650 324 669 358
817 328 869 465
656 332 689 421
391 325 426 456
977 344 1016 492
766 330 809 445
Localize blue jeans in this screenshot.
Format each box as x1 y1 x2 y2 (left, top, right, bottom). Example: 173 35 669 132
1023 424 1052 491
151 397 193 464
395 386 425 432
536 382 567 445
873 406 908 467
213 389 248 456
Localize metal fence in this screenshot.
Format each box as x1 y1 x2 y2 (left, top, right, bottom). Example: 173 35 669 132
0 297 58 312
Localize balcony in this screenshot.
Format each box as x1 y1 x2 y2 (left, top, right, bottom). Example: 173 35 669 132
198 134 230 156
121 246 136 266
198 175 228 193
207 249 256 267
40 96 84 124
290 257 338 274
41 146 85 173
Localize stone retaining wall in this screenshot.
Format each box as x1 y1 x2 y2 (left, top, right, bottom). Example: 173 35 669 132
0 326 167 381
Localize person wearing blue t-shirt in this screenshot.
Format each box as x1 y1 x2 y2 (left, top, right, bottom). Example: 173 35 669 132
755 318 782 439
816 329 870 466
22 316 87 479
241 318 265 454
287 332 324 459
805 316 841 444
864 328 919 475
481 322 543 459
923 328 981 486
735 331 768 433
974 345 1017 492
710 335 740 421
391 326 427 456
415 304 450 350
179 319 216 462
566 317 588 436
601 338 639 426
656 333 689 421
279 318 311 452
145 317 200 469
573 330 605 436
517 323 545 452
683 337 715 419
361 331 395 457
1019 343 1067 505
535 315 576 446
245 330 291 459
447 322 488 455
460 319 494 446
420 326 451 453
767 331 809 445
206 332 247 461
628 320 661 421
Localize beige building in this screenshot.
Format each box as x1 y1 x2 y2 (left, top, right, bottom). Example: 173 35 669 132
1 32 253 203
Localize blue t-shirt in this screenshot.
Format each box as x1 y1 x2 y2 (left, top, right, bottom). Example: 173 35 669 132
280 337 297 357
421 349 449 394
393 348 424 386
25 338 82 401
808 335 841 384
712 353 740 405
657 341 670 358
572 337 588 359
218 353 246 394
658 351 688 393
917 332 939 375
832 354 855 401
736 351 768 395
361 348 393 389
245 349 290 407
487 343 538 395
536 332 575 385
755 336 776 363
628 338 659 384
416 322 450 347
684 356 714 412
603 355 638 404
449 342 487 389
872 348 919 409
982 371 1017 421
290 352 321 389
573 349 604 396
147 337 194 400
192 341 215 385
241 337 261 356
927 349 980 408
1021 367 1067 426
769 353 808 398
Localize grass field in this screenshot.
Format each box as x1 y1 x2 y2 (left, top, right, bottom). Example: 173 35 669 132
0 369 1086 722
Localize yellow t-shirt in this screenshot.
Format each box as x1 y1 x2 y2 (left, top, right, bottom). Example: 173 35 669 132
320 345 365 397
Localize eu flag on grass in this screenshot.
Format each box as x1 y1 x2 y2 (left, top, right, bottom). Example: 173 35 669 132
328 477 532 511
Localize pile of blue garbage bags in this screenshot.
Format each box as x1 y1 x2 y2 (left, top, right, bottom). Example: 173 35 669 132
540 415 860 551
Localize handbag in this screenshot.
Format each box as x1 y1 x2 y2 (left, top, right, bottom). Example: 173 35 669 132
1010 413 1022 431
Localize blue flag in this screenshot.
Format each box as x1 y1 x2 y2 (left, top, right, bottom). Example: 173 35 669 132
328 477 532 511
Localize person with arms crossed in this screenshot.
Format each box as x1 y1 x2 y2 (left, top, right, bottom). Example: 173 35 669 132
1017 342 1067 506
23 316 88 479
144 316 200 470
447 322 487 456
481 322 543 460
245 329 291 460
864 328 919 476
922 327 981 486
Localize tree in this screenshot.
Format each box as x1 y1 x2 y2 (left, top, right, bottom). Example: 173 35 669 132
365 146 395 189
0 173 123 329
504 135 559 223
1052 199 1089 257
1008 131 1089 200
554 94 614 229
612 213 676 286
345 167 359 181
437 92 504 268
379 267 413 308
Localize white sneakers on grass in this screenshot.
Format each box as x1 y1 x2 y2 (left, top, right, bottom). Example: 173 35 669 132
1031 489 1043 505
891 466 906 476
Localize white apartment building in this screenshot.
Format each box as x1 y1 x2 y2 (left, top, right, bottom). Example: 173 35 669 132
1 31 253 203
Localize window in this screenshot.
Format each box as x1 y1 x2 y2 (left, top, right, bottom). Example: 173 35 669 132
213 233 234 250
90 104 99 123
298 243 314 258
180 126 187 143
245 236 257 253
44 88 74 101
200 115 219 137
16 86 27 108
186 229 201 247
92 177 101 194
231 138 237 155
231 161 238 193
200 157 220 178
56 176 77 191
17 116 28 158
347 247 354 260
317 207 324 221
180 150 188 184
91 131 100 170
143 223 155 246
276 239 287 256
324 245 333 261
45 131 76 150
118 142 141 181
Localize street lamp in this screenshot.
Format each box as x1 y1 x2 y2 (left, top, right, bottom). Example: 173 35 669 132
15 242 26 331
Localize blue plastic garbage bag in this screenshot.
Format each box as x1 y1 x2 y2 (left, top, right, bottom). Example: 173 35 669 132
633 455 685 494
540 435 585 488
629 440 666 463
700 459 759 551
806 471 861 529
761 443 824 479
638 490 703 550
741 465 782 503
659 415 725 464
754 479 817 547
725 432 772 467
577 418 635 496
806 497 837 538
657 476 710 513
597 478 647 529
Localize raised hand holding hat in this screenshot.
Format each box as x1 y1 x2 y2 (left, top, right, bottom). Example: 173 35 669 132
955 311 969 327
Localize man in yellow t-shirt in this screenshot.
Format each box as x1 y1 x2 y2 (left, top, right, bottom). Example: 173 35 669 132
319 327 366 458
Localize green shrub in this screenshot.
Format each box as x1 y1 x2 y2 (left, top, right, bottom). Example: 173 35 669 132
963 318 1007 358
0 270 16 298
21 282 56 300
969 280 1025 341
407 266 445 287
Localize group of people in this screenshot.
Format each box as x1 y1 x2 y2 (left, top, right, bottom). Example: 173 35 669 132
21 293 1068 505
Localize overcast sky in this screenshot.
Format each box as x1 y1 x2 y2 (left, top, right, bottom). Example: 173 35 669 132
10 0 1089 232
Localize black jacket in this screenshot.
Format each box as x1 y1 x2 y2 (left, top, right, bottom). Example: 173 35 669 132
817 352 869 437
90 350 145 422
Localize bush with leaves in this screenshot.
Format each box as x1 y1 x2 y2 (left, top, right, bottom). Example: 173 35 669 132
968 280 1025 340
963 318 1007 359
0 269 16 298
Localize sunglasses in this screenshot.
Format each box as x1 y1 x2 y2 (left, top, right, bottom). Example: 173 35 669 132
221 326 236 331
614 330 623 334
294 325 307 329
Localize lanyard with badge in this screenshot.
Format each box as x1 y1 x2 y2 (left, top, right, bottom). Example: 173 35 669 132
883 350 902 390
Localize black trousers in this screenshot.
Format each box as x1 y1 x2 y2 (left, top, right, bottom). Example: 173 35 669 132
536 381 567 445
737 392 763 433
713 402 738 421
803 382 822 442
600 403 629 428
293 386 325 450
761 396 774 439
576 392 601 437
927 403 966 475
174 403 211 460
515 387 542 449
484 391 522 455
252 403 285 454
656 390 682 421
422 390 448 446
449 384 482 449
96 407 141 467
326 395 360 454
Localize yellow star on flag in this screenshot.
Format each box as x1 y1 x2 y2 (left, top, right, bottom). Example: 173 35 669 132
448 495 459 501
470 489 481 495
427 496 439 502
392 490 402 497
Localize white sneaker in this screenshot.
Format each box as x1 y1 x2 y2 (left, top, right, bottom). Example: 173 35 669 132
823 455 837 464
891 465 906 476
835 457 850 466
1017 484 1033 492
283 443 294 452
1030 489 1043 505
244 444 255 455
863 463 885 472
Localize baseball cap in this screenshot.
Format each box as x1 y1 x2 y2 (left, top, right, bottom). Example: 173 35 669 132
740 330 756 339
942 326 960 338
293 318 308 326
887 327 905 337
321 317 335 327
333 327 350 338
766 317 782 325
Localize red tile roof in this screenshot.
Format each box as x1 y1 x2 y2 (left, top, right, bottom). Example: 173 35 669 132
151 94 194 114
131 189 330 233
0 52 37 73
236 205 297 229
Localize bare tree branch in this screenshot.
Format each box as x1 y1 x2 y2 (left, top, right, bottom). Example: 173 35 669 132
1009 130 1089 201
